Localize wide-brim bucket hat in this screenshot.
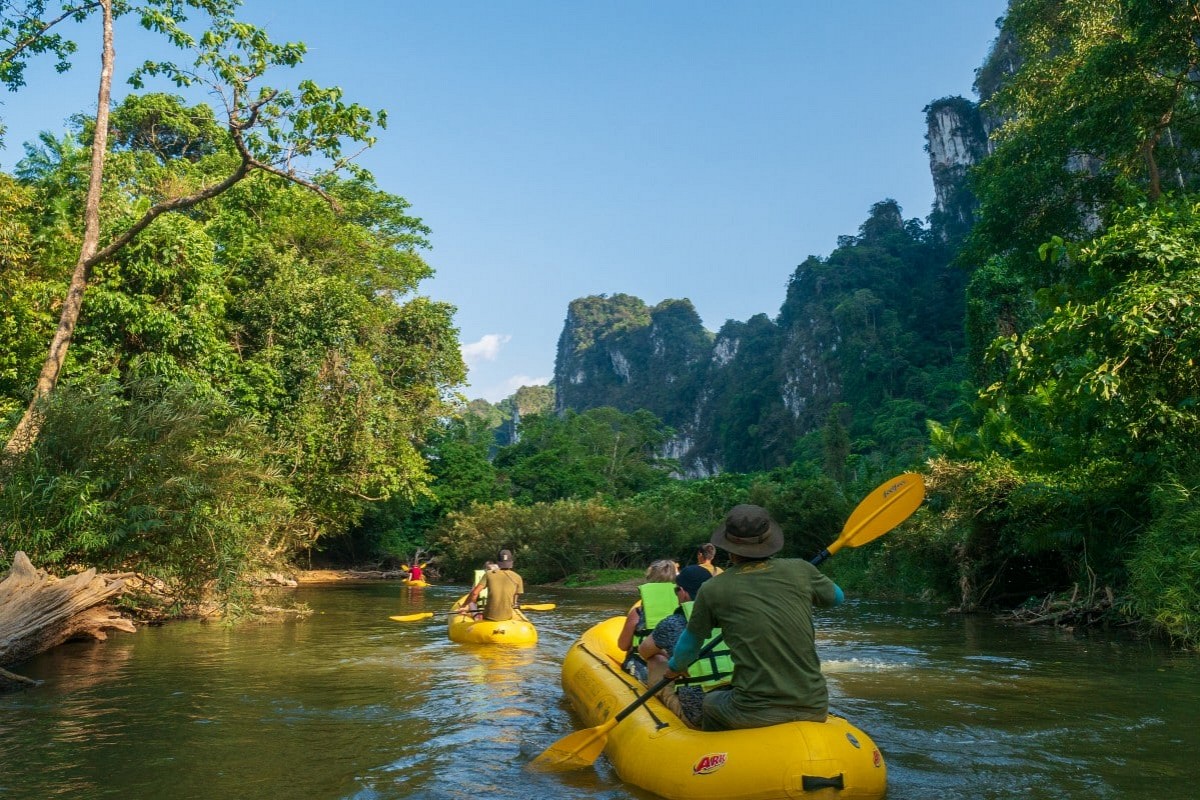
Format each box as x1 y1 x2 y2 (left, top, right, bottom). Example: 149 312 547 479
710 504 784 558
497 549 515 569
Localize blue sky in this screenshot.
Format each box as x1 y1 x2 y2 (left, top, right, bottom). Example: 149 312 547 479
1 1 1008 402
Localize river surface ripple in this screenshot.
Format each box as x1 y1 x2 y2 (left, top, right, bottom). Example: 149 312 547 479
1 582 1196 799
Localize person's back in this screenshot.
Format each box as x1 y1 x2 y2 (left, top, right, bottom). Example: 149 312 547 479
481 549 523 620
668 504 841 732
689 558 835 723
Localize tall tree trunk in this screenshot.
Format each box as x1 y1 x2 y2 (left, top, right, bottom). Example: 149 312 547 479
3 0 114 460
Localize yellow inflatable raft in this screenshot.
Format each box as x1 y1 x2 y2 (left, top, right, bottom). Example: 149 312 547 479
560 616 886 800
447 595 538 646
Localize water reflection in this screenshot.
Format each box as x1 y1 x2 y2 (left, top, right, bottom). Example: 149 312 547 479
0 585 1196 800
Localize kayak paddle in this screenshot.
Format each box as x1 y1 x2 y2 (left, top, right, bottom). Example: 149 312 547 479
389 603 556 622
811 472 924 565
528 472 925 772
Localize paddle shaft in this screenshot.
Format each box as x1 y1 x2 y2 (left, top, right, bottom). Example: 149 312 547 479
391 603 554 622
612 634 726 725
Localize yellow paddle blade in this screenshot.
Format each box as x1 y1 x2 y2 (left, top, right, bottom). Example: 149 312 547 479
389 612 434 622
527 718 616 772
829 472 925 556
519 603 556 611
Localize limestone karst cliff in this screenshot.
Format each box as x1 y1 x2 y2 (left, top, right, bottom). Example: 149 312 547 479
551 201 966 477
534 24 1016 477
925 96 989 240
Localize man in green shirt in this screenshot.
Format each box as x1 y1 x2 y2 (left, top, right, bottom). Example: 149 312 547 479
666 504 844 731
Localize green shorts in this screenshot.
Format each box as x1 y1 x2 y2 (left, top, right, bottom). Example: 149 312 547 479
701 687 827 732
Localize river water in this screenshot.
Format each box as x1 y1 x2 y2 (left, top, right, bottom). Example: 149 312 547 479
1 581 1196 799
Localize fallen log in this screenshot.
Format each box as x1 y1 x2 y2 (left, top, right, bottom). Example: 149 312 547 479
1 551 135 691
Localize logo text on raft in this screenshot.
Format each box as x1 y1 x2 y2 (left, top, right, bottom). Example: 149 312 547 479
693 753 727 775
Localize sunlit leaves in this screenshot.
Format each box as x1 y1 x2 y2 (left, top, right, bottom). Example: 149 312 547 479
493 407 676 504
983 199 1200 466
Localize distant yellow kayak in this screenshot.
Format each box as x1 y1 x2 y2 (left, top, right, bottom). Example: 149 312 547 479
401 578 429 587
559 616 886 800
447 595 537 646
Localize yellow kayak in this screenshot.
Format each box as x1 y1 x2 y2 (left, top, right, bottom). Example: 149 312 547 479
559 616 886 800
447 595 537 646
401 578 429 587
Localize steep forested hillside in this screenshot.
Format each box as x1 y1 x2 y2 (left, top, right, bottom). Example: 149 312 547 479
552 200 966 478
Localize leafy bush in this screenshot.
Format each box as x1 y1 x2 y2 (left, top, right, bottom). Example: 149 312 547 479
432 498 631 584
1126 477 1200 649
619 472 758 564
0 378 310 610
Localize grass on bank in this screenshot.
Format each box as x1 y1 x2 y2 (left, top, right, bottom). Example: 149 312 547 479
560 568 643 588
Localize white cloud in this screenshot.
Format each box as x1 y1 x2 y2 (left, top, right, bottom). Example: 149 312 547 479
461 333 511 366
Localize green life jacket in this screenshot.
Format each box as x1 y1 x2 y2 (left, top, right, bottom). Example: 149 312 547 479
678 600 735 692
632 582 679 653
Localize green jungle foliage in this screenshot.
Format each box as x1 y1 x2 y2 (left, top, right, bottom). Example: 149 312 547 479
0 87 461 609
327 411 505 566
770 200 968 470
1126 474 1200 647
919 0 1200 647
0 378 305 612
339 404 679 569
492 407 676 504
431 469 862 585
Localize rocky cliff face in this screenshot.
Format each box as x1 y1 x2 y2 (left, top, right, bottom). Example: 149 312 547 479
553 295 710 418
925 96 990 240
544 30 1004 476
552 202 966 477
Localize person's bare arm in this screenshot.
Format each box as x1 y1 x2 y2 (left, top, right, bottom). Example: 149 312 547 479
616 605 640 651
464 579 485 606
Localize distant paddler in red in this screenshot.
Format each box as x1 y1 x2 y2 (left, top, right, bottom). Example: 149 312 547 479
402 562 429 586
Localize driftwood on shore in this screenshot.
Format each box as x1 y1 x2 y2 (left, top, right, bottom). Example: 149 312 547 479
1003 582 1117 631
0 551 134 691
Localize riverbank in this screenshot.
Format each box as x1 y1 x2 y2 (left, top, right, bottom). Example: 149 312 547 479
295 568 644 591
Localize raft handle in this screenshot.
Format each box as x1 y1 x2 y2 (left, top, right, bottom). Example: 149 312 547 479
801 773 845 791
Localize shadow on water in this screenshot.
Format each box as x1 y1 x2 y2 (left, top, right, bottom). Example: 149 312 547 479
1 584 1196 800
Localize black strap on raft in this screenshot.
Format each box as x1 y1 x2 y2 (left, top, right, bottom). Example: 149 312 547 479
579 641 670 732
802 774 845 791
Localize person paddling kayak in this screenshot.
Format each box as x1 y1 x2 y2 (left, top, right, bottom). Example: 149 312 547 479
665 504 844 731
464 549 524 621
